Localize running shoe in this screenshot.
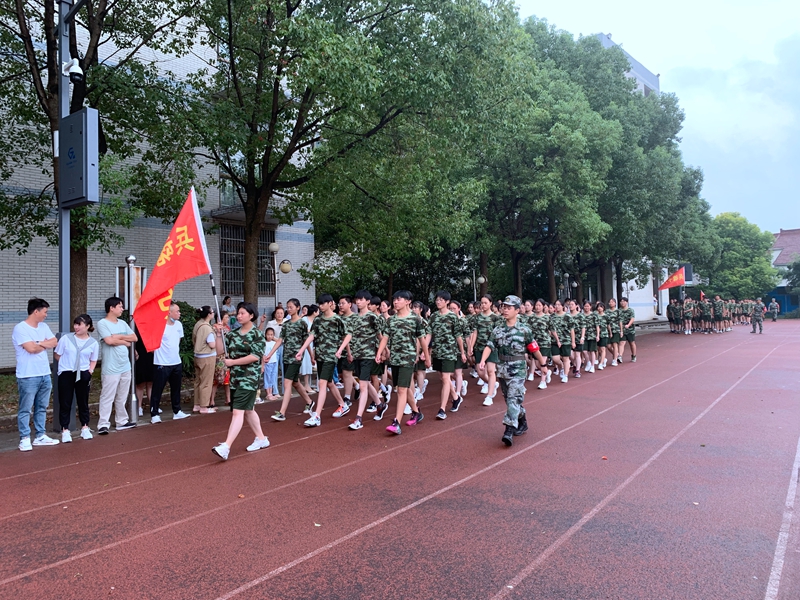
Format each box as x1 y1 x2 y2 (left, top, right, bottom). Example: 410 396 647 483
483 396 494 406
561 374 568 384
374 402 389 421
477 378 485 386
538 381 547 390
116 421 137 430
19 438 32 452
335 382 344 389
386 420 401 435
61 430 72 443
597 363 605 371
271 411 286 421
348 417 363 430
610 360 618 367
631 356 637 363
385 384 394 399
461 381 468 396
421 379 428 394
617 355 623 363
404 403 413 415
526 373 535 381
212 443 230 460
407 411 424 426
173 410 191 420
436 408 447 420
546 370 552 384
414 390 423 402
80 427 93 440
304 413 321 427
332 404 350 418
303 401 316 415
574 371 581 378
151 416 162 424
481 383 489 394
366 402 378 413
246 437 270 452
450 398 462 412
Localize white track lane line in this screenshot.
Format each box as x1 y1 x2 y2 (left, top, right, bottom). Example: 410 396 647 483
764 434 800 600
490 344 782 599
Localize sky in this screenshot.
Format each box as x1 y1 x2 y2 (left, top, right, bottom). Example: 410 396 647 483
515 0 800 235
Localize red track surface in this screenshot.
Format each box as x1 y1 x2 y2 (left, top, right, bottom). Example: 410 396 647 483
2 323 799 599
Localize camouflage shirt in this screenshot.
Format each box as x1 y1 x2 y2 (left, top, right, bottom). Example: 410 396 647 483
383 313 426 368
683 301 695 319
712 299 724 317
752 302 765 319
471 312 501 351
583 311 600 339
486 320 534 379
428 310 463 360
569 312 586 338
550 313 573 346
225 326 266 391
527 314 552 348
279 318 309 365
597 313 611 339
349 311 385 360
606 308 622 335
619 307 635 331
311 314 350 363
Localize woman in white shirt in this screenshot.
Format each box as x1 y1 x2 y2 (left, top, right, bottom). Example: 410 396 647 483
54 314 99 443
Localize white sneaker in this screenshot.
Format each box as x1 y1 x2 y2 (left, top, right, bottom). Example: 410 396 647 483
477 378 486 386
61 430 72 443
611 360 618 367
19 437 32 452
414 390 423 401
594 359 599 365
386 385 394 398
138 407 143 417
598 363 605 370
151 415 162 424
80 427 93 440
526 373 534 381
546 371 552 384
212 442 230 460
32 435 59 446
173 410 190 420
481 383 489 394
335 382 344 389
602 360 607 368
332 404 350 418
483 396 493 406
421 379 428 393
538 381 547 390
461 381 468 396
404 403 412 415
246 437 270 452
472 371 480 379
561 375 568 383
493 381 499 395
304 413 321 427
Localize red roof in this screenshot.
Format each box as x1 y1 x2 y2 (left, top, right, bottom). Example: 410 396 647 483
772 228 800 267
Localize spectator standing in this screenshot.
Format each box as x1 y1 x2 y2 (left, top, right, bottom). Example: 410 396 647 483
97 296 138 435
54 314 99 442
133 325 154 417
769 298 780 322
13 298 60 451
192 306 218 413
212 313 232 407
150 301 190 422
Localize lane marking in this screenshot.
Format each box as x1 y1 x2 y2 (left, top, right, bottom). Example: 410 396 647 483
764 434 800 600
0 342 743 588
490 345 782 599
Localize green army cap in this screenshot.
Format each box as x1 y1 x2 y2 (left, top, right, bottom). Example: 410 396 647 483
501 295 521 309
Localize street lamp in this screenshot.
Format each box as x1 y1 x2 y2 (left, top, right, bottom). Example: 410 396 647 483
269 242 280 303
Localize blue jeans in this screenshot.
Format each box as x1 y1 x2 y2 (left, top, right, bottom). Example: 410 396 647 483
18 375 52 440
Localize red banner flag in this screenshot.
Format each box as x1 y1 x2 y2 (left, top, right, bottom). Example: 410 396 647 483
134 188 212 351
700 290 706 301
658 267 685 291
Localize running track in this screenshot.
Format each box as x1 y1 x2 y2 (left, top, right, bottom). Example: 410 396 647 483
2 322 799 599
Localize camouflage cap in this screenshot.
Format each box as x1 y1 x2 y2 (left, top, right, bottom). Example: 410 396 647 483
501 295 521 309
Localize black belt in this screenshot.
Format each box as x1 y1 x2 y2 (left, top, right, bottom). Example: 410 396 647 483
498 354 526 361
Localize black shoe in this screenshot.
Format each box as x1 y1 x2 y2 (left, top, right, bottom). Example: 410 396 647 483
116 421 137 430
374 402 389 421
502 425 515 446
98 426 109 435
450 398 462 412
514 414 528 436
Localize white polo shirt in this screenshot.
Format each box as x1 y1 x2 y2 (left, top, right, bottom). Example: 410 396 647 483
154 320 184 366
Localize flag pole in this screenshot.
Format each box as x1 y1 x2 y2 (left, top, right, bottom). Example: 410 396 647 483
210 273 227 355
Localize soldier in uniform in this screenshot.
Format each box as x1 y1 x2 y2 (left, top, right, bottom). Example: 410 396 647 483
478 295 542 447
768 298 780 322
751 298 766 334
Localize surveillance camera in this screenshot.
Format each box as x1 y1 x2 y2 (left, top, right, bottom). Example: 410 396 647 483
62 58 84 84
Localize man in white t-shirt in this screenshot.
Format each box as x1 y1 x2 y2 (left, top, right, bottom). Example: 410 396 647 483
13 298 60 451
97 296 139 435
150 301 190 423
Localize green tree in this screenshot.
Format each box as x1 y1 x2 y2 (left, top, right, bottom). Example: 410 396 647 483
1 0 199 316
707 213 779 299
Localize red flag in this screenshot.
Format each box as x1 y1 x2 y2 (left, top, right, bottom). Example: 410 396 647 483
134 188 212 351
700 290 706 301
658 267 685 291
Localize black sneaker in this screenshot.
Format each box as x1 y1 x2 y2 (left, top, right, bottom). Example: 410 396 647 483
116 421 137 431
436 409 447 420
514 414 528 436
366 402 378 413
450 398 462 412
344 396 352 407
502 425 515 446
374 402 389 421
98 426 109 435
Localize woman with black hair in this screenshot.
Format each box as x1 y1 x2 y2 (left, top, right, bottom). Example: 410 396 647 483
54 314 99 442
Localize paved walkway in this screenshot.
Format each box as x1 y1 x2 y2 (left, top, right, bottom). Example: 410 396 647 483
1 321 798 599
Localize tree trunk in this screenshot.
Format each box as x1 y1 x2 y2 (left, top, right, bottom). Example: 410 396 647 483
387 271 394 299
71 245 88 317
544 247 556 303
574 275 584 305
479 251 488 298
511 249 524 297
242 190 270 304
599 261 608 301
615 257 624 301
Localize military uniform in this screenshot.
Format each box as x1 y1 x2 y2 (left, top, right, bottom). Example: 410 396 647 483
550 313 573 357
428 311 463 372
382 313 427 388
751 301 765 333
471 312 501 363
279 318 310 381
311 314 350 381
606 307 621 344
527 314 553 357
225 326 266 409
619 306 635 342
768 300 779 322
485 296 535 443
349 311 385 381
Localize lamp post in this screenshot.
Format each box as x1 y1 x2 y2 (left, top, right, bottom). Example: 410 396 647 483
126 255 138 422
268 241 280 304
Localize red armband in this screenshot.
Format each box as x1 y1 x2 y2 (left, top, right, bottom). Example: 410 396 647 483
527 340 539 354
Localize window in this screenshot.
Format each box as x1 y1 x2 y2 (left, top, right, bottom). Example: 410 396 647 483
219 175 238 208
219 224 276 297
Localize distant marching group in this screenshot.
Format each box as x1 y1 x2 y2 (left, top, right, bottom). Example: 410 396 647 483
12 290 648 455
665 296 778 335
